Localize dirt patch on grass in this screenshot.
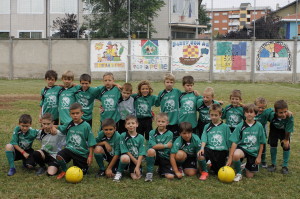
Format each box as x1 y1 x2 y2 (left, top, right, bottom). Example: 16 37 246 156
0 94 39 109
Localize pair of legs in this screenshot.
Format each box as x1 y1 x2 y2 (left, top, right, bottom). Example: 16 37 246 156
199 147 228 174
137 117 152 140
115 154 142 180
94 146 118 177
33 150 58 176
174 150 199 176
232 148 257 178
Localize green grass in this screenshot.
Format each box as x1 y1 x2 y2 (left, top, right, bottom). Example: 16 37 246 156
0 79 300 199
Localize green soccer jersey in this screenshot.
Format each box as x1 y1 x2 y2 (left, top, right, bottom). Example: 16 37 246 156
58 121 96 158
255 108 273 133
197 99 220 123
179 92 202 128
269 112 294 133
75 87 102 121
95 131 121 156
132 94 157 119
119 132 146 159
222 105 245 129
58 85 79 124
40 86 61 120
171 134 201 157
148 129 173 159
156 88 181 125
201 122 231 151
97 86 121 122
229 121 266 157
10 126 39 150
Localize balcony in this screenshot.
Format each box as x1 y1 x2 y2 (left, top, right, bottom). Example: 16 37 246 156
229 14 240 19
228 21 240 26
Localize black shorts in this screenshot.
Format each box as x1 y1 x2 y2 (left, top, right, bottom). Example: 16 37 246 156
268 123 290 150
204 147 228 174
41 150 59 168
182 156 197 170
117 120 127 134
102 146 119 173
197 120 209 139
167 124 180 140
14 148 36 167
57 148 89 174
128 161 143 174
155 155 174 176
237 147 259 173
137 117 152 140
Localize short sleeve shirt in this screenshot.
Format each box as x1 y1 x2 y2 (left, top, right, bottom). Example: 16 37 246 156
40 86 61 120
222 105 245 129
10 126 39 150
119 132 146 159
132 94 158 118
148 129 173 159
95 131 121 156
171 134 201 157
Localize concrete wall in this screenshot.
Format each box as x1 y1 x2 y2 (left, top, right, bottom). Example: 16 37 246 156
0 40 10 78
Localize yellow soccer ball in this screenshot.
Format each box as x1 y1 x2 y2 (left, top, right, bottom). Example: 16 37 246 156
218 166 235 183
65 166 83 183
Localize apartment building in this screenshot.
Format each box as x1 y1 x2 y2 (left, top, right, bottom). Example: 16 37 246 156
206 3 271 36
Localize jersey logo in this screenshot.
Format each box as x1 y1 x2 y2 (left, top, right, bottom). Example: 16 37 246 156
182 100 194 112
104 98 115 110
211 133 223 146
61 97 70 108
137 104 148 115
164 99 175 112
245 135 257 147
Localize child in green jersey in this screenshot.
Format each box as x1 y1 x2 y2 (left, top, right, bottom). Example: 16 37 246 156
226 104 266 182
75 74 101 128
267 100 294 174
132 80 157 140
94 118 121 178
198 104 231 180
113 116 146 182
156 73 181 139
33 113 66 176
178 76 202 135
170 122 202 179
56 103 96 179
40 70 61 125
5 114 38 176
145 113 174 182
222 89 244 132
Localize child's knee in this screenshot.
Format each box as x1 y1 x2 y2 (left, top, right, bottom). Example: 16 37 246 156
165 174 175 179
175 150 187 161
199 155 205 160
94 146 104 154
5 144 13 151
184 169 196 176
47 166 58 176
120 155 130 163
147 149 156 157
233 149 244 160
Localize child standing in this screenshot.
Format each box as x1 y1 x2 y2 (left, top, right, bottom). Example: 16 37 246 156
94 118 121 178
113 116 146 182
132 80 157 140
170 122 201 179
5 114 38 176
198 104 231 180
117 83 135 134
226 104 266 182
267 100 294 174
222 89 244 132
56 103 96 179
156 73 182 139
33 113 66 176
145 113 174 182
40 70 61 125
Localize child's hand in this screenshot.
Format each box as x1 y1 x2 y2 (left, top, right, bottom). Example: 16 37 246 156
23 152 29 159
99 106 104 113
198 149 204 157
105 142 112 152
281 139 290 150
87 156 93 166
175 171 183 179
50 126 57 135
134 167 141 178
255 156 261 165
287 110 293 117
226 156 232 166
166 141 172 148
217 100 224 105
105 168 114 178
194 90 200 96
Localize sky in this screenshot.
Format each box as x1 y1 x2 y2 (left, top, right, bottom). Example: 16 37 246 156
202 0 294 10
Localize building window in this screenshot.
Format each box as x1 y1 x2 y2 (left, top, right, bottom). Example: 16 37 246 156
19 31 42 38
50 0 78 14
222 12 228 15
214 20 219 23
214 13 219 16
261 11 265 14
222 27 228 30
240 21 246 26
0 0 10 14
240 14 246 18
222 20 227 23
252 11 257 15
0 32 10 38
17 0 44 14
214 28 219 30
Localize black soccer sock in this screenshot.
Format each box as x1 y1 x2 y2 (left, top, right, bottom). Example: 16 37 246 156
33 151 46 168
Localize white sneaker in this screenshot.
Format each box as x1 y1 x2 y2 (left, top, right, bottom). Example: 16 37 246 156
113 172 122 182
241 162 246 169
145 173 153 182
234 173 242 182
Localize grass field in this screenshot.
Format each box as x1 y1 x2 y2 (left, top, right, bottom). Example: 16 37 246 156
0 79 299 199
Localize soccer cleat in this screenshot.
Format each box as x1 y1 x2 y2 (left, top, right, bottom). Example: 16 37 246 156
267 164 276 172
56 171 66 179
95 170 105 178
36 167 46 176
7 168 16 176
261 162 267 168
281 167 289 174
199 171 209 181
234 173 242 182
145 173 153 182
113 172 122 182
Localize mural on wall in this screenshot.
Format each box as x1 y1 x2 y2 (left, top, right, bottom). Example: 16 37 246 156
172 40 210 71
215 41 247 71
257 41 291 71
90 40 127 71
131 40 168 71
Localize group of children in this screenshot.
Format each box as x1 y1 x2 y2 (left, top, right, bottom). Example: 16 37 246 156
5 70 294 183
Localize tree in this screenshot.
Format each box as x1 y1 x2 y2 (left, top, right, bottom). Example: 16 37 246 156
224 27 250 39
87 0 165 38
52 14 85 38
197 0 210 33
253 13 284 39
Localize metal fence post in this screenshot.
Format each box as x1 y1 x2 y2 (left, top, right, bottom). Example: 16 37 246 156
9 38 13 80
250 37 256 83
169 38 172 73
209 39 214 82
48 37 52 70
292 38 298 83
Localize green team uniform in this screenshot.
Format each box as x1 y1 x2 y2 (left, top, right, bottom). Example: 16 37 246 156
119 132 146 159
58 121 96 158
95 131 121 156
229 121 266 157
255 108 273 132
40 86 61 121
201 122 231 151
148 129 173 159
179 92 202 128
10 126 39 150
222 105 245 130
156 88 182 125
268 112 294 133
58 85 79 124
197 99 220 124
171 134 201 157
97 86 121 122
132 94 157 118
75 87 102 121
